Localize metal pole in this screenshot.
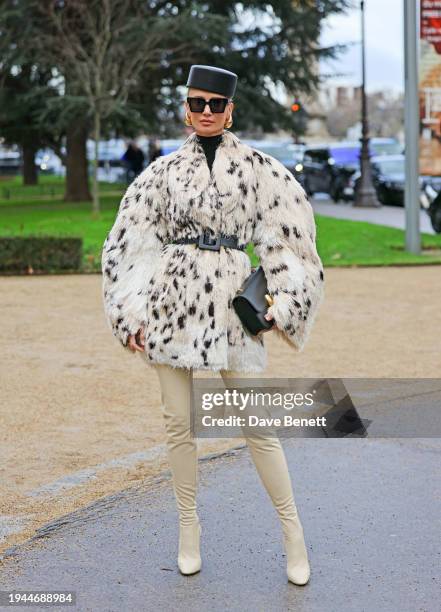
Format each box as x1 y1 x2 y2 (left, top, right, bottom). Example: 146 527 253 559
354 0 381 207
404 0 420 253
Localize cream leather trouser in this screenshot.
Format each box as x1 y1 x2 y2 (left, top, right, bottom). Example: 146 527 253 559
153 362 300 528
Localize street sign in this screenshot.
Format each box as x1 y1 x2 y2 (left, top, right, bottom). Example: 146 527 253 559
419 0 441 176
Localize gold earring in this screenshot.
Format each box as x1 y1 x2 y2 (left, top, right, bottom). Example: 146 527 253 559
184 112 193 126
224 116 233 129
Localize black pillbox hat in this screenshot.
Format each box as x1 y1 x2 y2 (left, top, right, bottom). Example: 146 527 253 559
186 65 238 98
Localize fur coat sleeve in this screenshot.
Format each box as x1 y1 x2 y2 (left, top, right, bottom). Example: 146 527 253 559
101 157 168 350
252 153 325 352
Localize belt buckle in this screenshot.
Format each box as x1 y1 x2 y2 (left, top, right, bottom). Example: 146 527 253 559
198 231 221 251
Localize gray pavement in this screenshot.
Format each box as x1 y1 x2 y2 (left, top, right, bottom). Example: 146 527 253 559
311 194 436 234
0 435 439 612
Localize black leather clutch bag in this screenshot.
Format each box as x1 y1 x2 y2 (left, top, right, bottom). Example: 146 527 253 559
232 266 275 336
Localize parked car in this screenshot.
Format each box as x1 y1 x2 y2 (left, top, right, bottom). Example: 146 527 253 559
300 142 361 201
291 145 306 183
352 154 441 206
369 137 403 156
365 155 405 206
0 147 21 175
299 138 403 202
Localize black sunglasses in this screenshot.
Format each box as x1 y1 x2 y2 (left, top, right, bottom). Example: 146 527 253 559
186 96 231 113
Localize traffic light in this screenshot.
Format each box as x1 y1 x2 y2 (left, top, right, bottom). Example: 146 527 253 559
291 101 301 112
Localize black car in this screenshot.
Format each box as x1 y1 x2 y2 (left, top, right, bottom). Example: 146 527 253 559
352 154 441 206
299 142 363 202
299 138 403 202
369 155 405 206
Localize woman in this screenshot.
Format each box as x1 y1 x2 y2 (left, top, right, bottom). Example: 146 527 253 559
101 64 325 585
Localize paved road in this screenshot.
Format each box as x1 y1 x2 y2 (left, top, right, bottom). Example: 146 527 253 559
0 432 439 612
311 195 436 234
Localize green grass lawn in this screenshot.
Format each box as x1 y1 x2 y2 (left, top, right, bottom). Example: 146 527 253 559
0 174 125 201
1 176 441 271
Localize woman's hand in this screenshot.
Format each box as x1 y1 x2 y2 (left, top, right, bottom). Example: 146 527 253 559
127 327 145 353
257 310 275 336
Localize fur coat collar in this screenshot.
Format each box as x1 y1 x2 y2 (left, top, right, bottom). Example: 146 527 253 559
102 129 325 372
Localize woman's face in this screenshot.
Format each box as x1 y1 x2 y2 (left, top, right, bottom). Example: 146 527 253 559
185 87 234 136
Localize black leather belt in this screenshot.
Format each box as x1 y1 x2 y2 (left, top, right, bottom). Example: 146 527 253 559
170 231 246 252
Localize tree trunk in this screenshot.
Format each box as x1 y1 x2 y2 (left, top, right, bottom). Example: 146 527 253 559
64 122 92 202
22 143 38 185
92 109 101 215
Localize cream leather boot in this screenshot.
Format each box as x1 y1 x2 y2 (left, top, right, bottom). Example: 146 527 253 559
153 364 202 576
243 431 311 585
178 517 202 575
219 369 311 585
281 514 311 585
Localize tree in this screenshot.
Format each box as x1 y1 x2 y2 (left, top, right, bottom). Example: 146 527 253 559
30 0 226 214
0 0 351 197
0 5 64 186
0 0 226 203
0 64 62 185
121 0 351 139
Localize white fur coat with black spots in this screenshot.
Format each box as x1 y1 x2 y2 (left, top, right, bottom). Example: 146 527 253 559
101 129 325 372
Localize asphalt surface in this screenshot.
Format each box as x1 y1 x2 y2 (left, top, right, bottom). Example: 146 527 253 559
0 430 439 612
311 195 436 234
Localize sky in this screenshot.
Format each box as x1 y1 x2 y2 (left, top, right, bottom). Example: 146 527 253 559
320 0 404 94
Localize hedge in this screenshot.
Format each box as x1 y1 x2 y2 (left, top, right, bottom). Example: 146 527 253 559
0 236 83 274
